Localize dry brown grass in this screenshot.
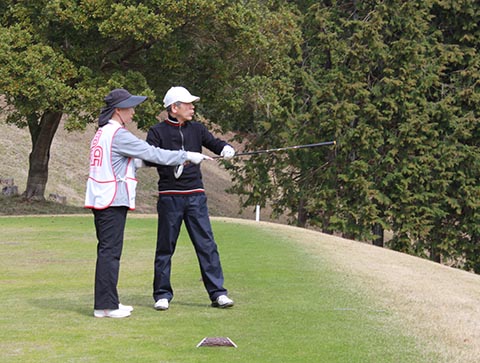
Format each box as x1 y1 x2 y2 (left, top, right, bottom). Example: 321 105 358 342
0 116 284 222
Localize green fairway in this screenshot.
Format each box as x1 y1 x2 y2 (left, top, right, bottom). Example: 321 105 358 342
0 215 431 362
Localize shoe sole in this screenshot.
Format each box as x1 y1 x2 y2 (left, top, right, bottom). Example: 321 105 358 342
154 306 169 311
94 313 131 318
154 302 169 311
211 302 234 308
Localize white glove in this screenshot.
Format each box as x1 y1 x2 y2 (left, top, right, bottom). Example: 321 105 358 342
186 151 212 165
134 158 146 169
220 145 235 159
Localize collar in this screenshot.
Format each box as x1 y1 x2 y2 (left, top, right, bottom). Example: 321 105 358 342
165 115 188 127
108 120 123 127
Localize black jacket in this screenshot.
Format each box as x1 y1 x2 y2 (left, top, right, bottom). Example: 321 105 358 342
146 118 228 193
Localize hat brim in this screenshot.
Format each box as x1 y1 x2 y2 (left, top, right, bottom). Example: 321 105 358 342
164 95 200 107
115 95 147 108
179 95 200 104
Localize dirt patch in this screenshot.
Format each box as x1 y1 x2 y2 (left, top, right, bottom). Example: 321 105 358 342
196 337 237 348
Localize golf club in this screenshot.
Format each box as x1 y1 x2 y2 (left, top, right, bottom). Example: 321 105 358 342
214 140 336 159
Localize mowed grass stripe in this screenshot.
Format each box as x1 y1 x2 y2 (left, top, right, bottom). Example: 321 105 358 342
0 216 430 363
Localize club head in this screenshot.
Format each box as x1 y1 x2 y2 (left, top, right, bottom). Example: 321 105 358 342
174 164 184 179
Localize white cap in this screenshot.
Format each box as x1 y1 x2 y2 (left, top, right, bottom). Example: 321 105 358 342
163 86 200 108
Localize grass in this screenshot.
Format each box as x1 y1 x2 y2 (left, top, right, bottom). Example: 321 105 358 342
0 215 432 363
0 195 89 215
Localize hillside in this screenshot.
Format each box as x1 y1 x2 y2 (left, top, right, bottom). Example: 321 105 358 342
239 218 480 363
0 117 285 223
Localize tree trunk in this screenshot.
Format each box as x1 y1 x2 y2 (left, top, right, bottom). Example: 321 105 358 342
297 198 307 228
430 243 441 263
471 233 480 274
372 223 384 247
24 111 63 200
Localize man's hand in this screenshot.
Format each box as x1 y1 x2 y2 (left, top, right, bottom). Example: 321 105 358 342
186 151 213 165
220 145 235 160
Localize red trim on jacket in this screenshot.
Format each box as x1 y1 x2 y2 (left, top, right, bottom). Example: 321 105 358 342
158 189 205 195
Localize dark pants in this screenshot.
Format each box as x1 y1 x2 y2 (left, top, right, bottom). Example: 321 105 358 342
93 206 128 310
153 194 227 302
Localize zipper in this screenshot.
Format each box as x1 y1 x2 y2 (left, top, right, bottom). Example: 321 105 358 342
174 124 185 179
179 124 185 151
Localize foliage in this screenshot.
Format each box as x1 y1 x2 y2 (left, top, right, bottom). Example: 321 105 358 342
225 0 480 272
0 0 299 198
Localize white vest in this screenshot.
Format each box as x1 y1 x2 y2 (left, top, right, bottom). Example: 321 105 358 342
84 122 137 209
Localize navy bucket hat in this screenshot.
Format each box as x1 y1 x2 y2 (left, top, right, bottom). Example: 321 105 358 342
98 88 147 126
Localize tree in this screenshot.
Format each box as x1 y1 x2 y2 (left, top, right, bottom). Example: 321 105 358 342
0 0 174 199
0 0 298 200
424 0 480 269
225 0 480 271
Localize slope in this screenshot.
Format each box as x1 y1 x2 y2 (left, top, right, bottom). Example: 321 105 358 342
240 218 480 363
0 117 284 222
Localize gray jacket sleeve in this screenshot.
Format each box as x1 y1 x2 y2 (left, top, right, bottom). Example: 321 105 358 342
112 128 187 166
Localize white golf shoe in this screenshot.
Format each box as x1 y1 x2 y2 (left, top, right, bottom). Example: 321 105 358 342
94 308 131 318
119 303 133 312
154 298 169 310
212 295 234 308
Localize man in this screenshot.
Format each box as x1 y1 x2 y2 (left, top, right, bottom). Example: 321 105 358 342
146 86 235 310
85 88 210 318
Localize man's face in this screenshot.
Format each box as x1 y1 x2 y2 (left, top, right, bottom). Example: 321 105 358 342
172 102 195 123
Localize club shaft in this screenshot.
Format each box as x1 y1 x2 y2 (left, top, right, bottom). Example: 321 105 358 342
230 140 336 158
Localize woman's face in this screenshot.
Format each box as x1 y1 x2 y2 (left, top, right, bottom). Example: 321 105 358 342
115 107 135 125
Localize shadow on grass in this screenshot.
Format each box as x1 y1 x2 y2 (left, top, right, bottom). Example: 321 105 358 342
31 294 212 319
118 292 213 309
31 294 92 317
